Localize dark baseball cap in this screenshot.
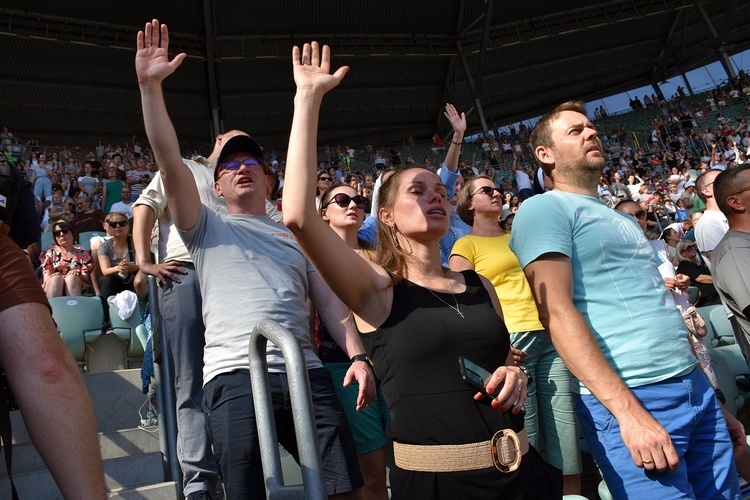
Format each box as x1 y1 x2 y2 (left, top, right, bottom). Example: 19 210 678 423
214 134 263 181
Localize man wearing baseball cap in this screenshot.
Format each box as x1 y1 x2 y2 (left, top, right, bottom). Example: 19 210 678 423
136 19 368 498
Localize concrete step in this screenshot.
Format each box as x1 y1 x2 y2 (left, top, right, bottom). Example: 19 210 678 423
0 451 164 499
8 369 147 445
108 481 178 500
1 427 161 477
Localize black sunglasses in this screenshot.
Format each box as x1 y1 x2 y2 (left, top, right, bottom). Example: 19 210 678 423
318 176 333 181
324 193 367 210
53 228 71 237
471 186 502 197
107 220 129 227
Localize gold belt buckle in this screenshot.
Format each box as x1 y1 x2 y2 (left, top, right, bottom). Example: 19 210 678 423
491 429 522 473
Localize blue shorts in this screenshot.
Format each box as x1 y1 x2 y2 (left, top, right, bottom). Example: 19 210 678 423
577 368 739 499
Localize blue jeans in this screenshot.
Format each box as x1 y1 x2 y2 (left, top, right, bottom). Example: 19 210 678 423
34 176 52 202
577 368 739 499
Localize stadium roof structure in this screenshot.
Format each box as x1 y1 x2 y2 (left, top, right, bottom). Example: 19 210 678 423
1 0 749 153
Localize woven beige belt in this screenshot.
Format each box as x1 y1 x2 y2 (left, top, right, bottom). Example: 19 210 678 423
393 428 529 473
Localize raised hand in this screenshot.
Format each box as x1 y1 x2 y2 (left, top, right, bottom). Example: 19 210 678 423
135 19 187 85
292 41 349 95
444 103 467 135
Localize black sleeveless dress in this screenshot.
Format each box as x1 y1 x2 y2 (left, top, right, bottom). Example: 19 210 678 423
360 270 561 499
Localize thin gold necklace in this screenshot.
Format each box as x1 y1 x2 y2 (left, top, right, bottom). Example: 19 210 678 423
412 270 464 319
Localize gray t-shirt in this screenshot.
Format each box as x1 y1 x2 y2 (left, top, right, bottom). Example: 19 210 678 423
178 205 321 385
712 230 750 342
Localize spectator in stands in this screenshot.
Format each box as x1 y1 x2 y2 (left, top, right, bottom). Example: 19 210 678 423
450 175 581 495
315 170 333 210
711 164 750 362
510 100 742 498
41 185 67 231
30 153 54 207
512 153 533 200
674 240 721 306
126 157 154 200
0 232 107 498
136 23 369 498
97 212 143 319
41 220 93 298
680 180 697 216
660 227 680 262
73 194 105 236
315 184 389 499
101 166 124 215
283 40 560 498
695 168 729 266
77 162 100 205
611 171 631 200
109 186 134 218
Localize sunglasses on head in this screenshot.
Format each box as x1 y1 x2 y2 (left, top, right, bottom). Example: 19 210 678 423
472 186 502 197
53 228 71 237
107 220 129 227
324 193 367 210
218 157 262 173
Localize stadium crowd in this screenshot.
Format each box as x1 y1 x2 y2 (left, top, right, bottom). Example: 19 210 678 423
2 20 750 498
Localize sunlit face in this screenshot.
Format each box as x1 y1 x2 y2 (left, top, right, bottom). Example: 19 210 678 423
381 168 450 243
106 216 129 237
467 178 502 217
214 153 270 206
321 186 365 230
540 110 605 181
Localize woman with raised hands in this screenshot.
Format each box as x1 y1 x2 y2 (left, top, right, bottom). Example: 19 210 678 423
283 41 560 499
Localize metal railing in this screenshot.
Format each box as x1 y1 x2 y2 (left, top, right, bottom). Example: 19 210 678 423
149 276 182 495
248 320 326 500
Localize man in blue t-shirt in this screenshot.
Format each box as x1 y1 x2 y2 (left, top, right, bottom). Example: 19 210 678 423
510 101 743 498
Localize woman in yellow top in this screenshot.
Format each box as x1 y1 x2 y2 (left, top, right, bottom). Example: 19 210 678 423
449 175 581 495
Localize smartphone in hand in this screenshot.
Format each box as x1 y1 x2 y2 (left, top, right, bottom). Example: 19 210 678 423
458 356 493 396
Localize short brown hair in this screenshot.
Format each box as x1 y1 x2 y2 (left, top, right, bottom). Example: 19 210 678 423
695 168 723 203
715 163 750 216
530 100 587 177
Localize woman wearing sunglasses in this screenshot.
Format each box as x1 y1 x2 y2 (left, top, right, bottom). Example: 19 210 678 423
283 42 560 498
675 240 722 307
98 212 143 321
316 170 334 210
40 220 94 298
316 184 389 499
449 175 581 495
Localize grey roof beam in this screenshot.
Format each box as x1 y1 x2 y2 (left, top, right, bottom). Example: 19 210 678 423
695 1 736 80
